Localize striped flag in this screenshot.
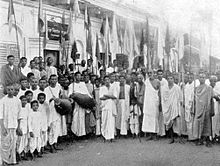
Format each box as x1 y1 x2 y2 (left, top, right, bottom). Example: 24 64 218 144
8 0 15 33
38 0 44 34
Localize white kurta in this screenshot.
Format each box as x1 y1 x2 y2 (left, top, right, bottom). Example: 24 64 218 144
21 66 31 77
0 97 22 164
17 89 27 99
46 66 57 79
116 84 130 135
28 111 42 153
31 86 41 100
142 79 159 133
68 82 91 136
100 85 117 140
0 96 22 129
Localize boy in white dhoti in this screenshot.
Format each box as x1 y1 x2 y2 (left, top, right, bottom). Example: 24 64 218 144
0 84 22 165
17 95 29 160
38 93 50 153
29 100 43 159
129 104 141 137
100 76 117 142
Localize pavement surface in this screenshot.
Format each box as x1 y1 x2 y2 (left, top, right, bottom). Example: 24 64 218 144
19 137 220 166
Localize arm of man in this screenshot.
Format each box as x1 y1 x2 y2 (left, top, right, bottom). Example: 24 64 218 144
0 100 7 136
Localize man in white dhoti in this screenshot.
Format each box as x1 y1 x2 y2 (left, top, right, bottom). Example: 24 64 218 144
68 72 91 137
157 70 166 137
184 73 197 140
45 75 65 152
209 76 220 140
116 75 130 136
142 70 160 140
161 74 183 144
0 85 22 165
100 76 117 141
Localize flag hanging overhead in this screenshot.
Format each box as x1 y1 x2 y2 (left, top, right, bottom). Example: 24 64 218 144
110 14 119 61
85 6 92 57
71 41 78 62
165 25 170 56
43 12 48 48
38 0 44 34
70 0 80 21
84 5 89 29
165 25 170 71
145 18 151 70
104 16 111 65
8 0 15 33
95 34 101 68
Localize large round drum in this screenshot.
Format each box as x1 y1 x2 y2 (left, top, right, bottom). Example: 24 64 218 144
54 98 73 115
71 92 96 110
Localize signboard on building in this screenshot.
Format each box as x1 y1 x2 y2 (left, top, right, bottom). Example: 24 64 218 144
48 21 68 41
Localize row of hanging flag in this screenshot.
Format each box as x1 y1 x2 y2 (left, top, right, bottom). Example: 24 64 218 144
7 0 176 71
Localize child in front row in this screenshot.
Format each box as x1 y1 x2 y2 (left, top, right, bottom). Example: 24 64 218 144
17 95 29 160
37 93 50 153
28 100 43 159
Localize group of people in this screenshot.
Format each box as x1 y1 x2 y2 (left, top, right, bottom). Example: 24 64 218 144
0 55 220 165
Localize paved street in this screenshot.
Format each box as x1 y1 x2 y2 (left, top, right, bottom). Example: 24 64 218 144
19 137 220 166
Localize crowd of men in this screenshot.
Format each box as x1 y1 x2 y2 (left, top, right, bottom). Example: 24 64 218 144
0 55 220 165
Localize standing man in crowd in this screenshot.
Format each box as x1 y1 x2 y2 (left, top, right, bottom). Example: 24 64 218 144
19 57 31 77
0 84 22 165
68 72 91 137
193 73 214 147
100 76 117 141
116 75 130 137
46 57 57 79
184 73 196 140
142 70 160 140
161 74 183 144
209 75 220 140
0 55 21 94
30 60 41 81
